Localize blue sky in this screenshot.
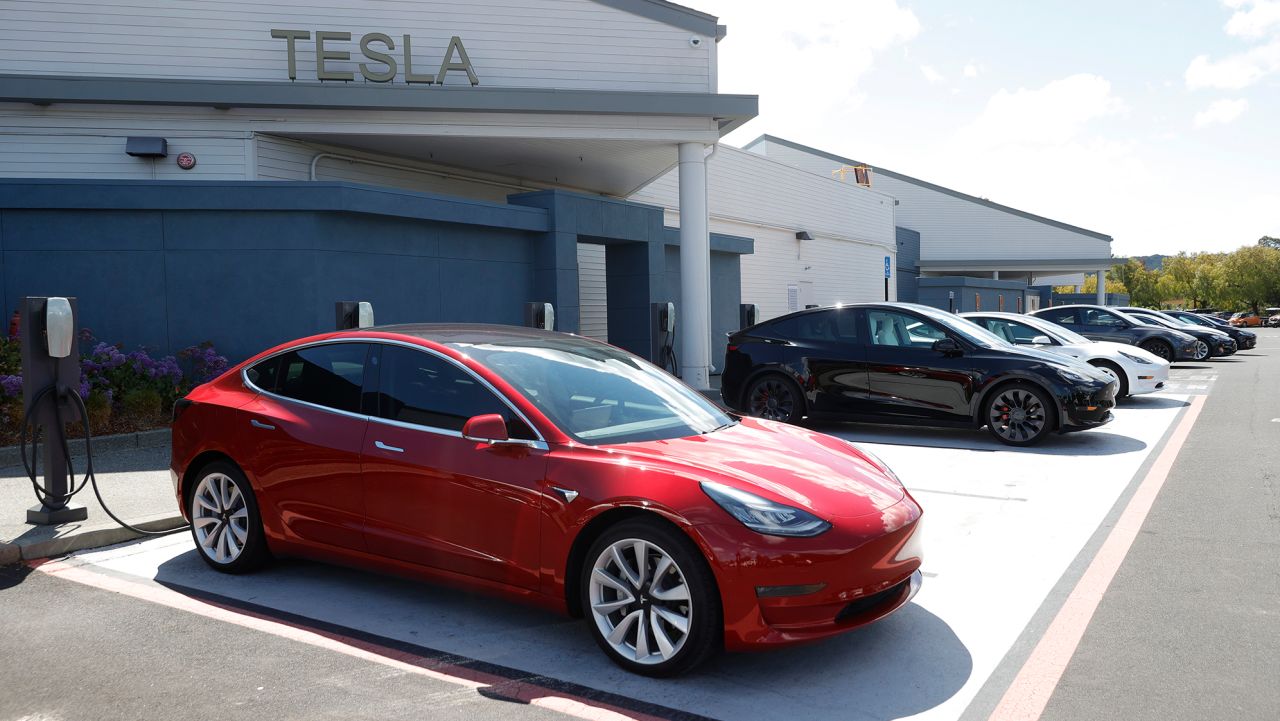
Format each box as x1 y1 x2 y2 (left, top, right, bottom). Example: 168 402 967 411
691 0 1279 257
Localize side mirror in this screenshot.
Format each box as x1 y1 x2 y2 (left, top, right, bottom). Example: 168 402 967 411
461 413 509 444
932 338 961 355
1030 335 1053 345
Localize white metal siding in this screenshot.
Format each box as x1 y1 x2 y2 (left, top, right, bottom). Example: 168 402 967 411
577 243 608 342
729 220 895 322
0 0 713 93
748 139 1113 263
631 145 896 248
0 130 248 179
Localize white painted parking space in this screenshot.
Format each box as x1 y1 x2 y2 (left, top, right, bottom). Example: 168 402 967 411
48 398 1191 721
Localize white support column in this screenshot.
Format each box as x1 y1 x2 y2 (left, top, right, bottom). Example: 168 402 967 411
1096 268 1107 305
678 142 711 390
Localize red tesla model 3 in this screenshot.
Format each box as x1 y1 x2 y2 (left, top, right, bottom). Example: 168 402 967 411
171 325 923 676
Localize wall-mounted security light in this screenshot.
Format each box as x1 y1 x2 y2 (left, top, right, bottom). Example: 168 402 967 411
795 231 813 241
125 137 168 158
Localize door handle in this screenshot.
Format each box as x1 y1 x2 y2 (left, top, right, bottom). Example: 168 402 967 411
250 419 275 431
374 440 404 453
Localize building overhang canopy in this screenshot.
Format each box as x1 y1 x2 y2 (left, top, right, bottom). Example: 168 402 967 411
918 258 1116 273
0 75 757 134
0 74 757 197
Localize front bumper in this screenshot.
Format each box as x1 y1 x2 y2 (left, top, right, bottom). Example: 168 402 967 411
1212 338 1237 356
1129 364 1170 396
1238 335 1257 349
696 498 924 650
1061 380 1117 430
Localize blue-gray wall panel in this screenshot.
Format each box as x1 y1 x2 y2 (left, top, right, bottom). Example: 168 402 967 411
5 249 170 352
4 210 164 251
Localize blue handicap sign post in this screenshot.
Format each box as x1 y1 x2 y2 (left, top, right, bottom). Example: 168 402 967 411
884 256 891 300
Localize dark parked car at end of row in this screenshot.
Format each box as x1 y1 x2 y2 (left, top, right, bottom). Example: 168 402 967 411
1113 307 1237 358
722 302 1118 447
1151 309 1256 350
1028 305 1203 362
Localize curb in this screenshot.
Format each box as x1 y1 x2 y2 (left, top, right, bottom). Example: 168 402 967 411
0 428 170 469
0 512 186 564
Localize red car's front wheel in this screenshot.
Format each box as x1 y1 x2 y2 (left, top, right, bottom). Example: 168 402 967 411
582 518 721 676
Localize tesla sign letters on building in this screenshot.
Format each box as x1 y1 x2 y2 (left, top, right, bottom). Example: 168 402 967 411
270 29 480 85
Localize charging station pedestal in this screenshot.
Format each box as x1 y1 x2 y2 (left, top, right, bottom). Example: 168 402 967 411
22 296 88 525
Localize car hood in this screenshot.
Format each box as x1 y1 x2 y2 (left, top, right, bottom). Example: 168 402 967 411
1093 341 1167 365
604 418 905 519
988 343 1111 379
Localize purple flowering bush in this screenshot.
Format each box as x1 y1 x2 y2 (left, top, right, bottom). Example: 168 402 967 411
0 328 229 444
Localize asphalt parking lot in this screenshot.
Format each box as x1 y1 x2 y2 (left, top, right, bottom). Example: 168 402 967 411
2 331 1277 721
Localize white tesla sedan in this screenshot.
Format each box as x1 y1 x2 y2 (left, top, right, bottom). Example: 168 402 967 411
962 311 1169 398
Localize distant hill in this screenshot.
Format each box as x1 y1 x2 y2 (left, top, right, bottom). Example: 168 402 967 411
1126 254 1168 270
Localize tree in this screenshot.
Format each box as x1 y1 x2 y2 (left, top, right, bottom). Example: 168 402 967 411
1259 236 1280 250
1110 259 1162 307
1220 245 1280 314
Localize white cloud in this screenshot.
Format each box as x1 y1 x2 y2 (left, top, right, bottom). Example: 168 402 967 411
1194 98 1250 126
920 64 945 83
1185 41 1280 88
955 74 1126 149
698 0 920 147
963 63 979 78
1224 0 1280 38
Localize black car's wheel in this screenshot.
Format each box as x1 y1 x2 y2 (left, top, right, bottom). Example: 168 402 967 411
1190 340 1210 361
187 461 270 574
581 518 721 677
1088 360 1128 398
1138 339 1173 362
745 374 805 424
985 383 1055 447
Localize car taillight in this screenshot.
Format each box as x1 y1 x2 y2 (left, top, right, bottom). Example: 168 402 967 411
727 344 739 352
172 398 195 422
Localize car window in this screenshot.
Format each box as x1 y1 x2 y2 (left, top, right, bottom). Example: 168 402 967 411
867 310 948 348
981 319 1050 345
267 343 369 414
760 309 857 343
1081 309 1127 327
1040 309 1078 325
454 338 731 445
375 345 535 439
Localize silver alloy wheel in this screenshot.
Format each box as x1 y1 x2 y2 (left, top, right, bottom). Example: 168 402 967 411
988 388 1047 443
589 538 692 665
1192 340 1210 361
191 472 249 565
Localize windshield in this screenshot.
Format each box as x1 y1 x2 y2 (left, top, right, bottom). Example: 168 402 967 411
451 338 732 445
1172 313 1211 328
1013 314 1092 344
912 306 1008 349
1130 312 1181 330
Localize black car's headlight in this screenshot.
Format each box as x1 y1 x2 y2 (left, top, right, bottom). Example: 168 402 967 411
1119 351 1152 364
701 481 831 537
1057 367 1099 384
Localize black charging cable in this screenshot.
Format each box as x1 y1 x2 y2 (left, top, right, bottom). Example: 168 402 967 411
21 365 189 537
661 317 679 376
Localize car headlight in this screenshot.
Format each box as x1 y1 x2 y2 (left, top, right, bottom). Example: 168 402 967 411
1119 351 1153 364
1057 367 1097 384
701 481 831 537
850 443 903 487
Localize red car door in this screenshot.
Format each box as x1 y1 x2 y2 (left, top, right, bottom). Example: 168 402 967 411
238 342 372 552
360 343 548 591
